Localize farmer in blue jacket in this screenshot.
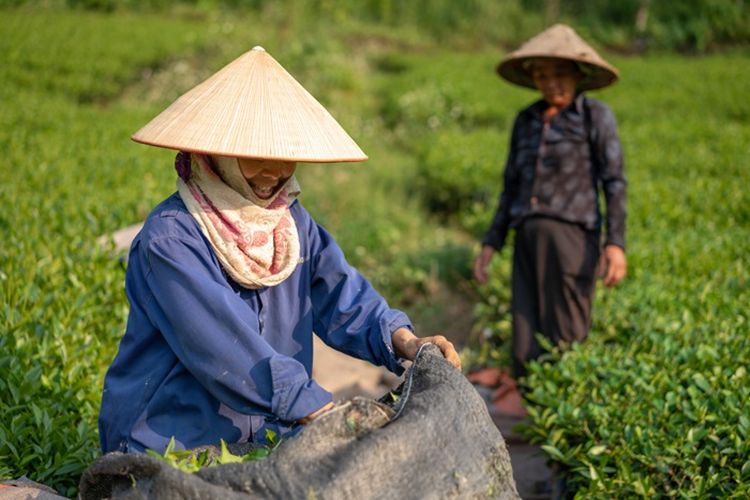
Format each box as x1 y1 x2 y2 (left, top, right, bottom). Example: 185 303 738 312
99 46 460 454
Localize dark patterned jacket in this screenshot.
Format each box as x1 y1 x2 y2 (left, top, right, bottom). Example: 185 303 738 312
482 93 626 251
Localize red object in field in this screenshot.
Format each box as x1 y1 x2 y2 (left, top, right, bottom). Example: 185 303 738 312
491 378 528 418
466 366 507 387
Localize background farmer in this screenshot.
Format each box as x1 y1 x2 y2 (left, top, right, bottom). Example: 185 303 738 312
474 25 627 386
99 46 460 454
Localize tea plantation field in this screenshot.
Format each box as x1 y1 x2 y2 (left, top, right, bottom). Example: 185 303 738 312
2 5 749 498
380 50 750 496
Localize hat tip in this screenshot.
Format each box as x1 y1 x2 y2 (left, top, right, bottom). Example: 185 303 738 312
251 46 266 52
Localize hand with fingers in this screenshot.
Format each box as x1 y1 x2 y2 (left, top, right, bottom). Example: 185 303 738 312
599 244 627 287
298 401 335 425
391 327 462 370
473 245 495 284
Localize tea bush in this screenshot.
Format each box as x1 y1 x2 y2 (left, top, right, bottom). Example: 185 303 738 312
468 56 750 498
413 128 501 224
30 0 750 51
383 50 750 495
0 10 227 495
0 10 216 101
374 51 530 140
516 57 750 492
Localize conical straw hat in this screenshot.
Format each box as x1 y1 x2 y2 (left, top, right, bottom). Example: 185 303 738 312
132 46 367 162
497 24 619 91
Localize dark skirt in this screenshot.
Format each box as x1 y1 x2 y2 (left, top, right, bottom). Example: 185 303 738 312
511 216 600 376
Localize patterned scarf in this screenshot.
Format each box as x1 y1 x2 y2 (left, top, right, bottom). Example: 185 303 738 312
176 152 301 289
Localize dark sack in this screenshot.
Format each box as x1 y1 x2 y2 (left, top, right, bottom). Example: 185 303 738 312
80 344 519 499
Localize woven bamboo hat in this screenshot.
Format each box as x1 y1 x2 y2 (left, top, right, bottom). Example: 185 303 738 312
132 46 367 162
497 24 619 91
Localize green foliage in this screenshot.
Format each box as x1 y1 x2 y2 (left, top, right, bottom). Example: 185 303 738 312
524 0 750 51
520 326 750 497
374 51 529 139
391 49 750 495
10 0 750 51
52 0 544 47
414 128 502 225
0 10 210 102
0 6 474 494
459 243 514 372
372 50 528 240
639 0 750 51
0 9 225 497
515 55 750 497
145 432 281 473
3 3 749 498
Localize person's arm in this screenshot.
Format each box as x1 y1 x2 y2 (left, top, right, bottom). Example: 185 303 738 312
591 103 627 286
304 212 461 371
142 234 332 423
306 216 411 375
475 117 522 283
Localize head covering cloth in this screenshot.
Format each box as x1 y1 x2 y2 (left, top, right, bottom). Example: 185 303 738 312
497 24 619 91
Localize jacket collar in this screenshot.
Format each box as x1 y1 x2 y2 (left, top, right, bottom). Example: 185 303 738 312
529 92 585 119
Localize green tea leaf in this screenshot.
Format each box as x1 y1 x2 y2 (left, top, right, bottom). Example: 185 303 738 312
219 440 243 464
588 445 607 457
541 445 565 462
692 373 711 393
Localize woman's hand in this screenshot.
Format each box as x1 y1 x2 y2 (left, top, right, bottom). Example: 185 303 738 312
391 328 461 370
298 401 335 425
473 245 495 284
600 244 627 287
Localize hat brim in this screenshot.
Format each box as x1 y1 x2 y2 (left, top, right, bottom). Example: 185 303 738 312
131 47 369 163
497 54 619 91
130 136 368 163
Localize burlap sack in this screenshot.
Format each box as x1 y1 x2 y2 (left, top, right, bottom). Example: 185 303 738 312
79 345 519 499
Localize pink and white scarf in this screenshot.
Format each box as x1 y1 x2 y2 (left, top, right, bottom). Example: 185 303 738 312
177 154 300 289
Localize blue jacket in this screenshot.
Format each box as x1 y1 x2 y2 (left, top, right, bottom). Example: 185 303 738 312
99 193 411 453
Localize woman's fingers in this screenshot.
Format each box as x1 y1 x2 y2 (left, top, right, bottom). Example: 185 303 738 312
392 330 461 370
439 342 462 370
419 335 462 370
298 401 335 425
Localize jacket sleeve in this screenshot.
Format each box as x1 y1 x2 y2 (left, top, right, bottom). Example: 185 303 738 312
142 234 332 423
591 103 627 250
482 117 521 250
306 216 410 376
